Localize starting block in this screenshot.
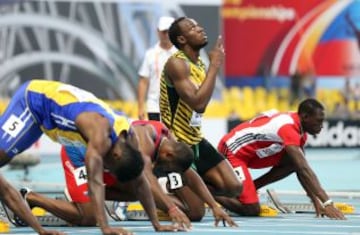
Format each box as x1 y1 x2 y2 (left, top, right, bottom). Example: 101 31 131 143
29 206 68 226
206 202 278 217
37 215 68 227
104 201 128 221
126 203 170 221
281 202 355 214
0 220 10 233
259 204 278 217
266 189 356 214
32 207 47 216
0 201 68 227
334 202 355 214
225 204 278 217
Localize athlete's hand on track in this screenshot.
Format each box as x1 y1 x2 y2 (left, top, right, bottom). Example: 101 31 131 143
101 226 133 235
168 205 192 231
320 205 346 220
212 206 238 227
39 229 66 235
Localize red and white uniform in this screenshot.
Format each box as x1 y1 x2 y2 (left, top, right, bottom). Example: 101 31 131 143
61 120 169 203
218 111 307 204
61 147 118 203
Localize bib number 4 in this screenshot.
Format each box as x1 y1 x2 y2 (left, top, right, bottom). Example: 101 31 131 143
74 166 88 186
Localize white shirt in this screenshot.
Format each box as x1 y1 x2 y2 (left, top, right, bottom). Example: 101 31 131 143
138 43 177 113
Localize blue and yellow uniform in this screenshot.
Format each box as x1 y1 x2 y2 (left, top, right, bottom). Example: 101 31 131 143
0 80 129 158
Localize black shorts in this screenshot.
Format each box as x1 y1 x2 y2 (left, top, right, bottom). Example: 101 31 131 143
191 138 225 176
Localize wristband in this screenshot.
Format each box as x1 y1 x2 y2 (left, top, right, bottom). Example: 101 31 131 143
322 199 333 207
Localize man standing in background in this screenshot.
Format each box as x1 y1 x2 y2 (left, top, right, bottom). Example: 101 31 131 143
137 16 177 121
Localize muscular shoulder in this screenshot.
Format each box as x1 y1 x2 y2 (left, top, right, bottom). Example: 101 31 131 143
165 56 189 75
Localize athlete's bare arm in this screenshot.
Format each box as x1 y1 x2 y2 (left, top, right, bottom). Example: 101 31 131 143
75 112 132 235
183 168 237 227
254 155 296 190
130 172 182 232
142 155 191 229
284 145 345 220
164 36 224 113
0 175 65 235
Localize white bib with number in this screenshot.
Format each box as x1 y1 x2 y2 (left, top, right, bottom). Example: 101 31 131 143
168 172 183 190
256 143 283 158
189 111 202 127
233 166 246 182
74 166 88 186
1 114 25 138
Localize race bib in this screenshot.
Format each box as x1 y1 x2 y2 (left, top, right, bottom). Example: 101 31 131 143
256 143 283 158
1 114 25 138
189 111 202 127
58 84 96 102
167 172 183 190
74 166 88 186
233 166 246 182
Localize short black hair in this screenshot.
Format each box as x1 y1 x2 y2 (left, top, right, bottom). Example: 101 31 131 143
168 17 186 49
113 141 144 182
171 142 194 172
153 141 194 176
298 98 324 116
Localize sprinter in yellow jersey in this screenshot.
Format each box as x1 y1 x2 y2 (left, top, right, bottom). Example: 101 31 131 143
0 80 180 235
159 17 242 223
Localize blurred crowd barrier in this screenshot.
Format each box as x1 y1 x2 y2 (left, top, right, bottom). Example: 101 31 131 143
1 86 359 121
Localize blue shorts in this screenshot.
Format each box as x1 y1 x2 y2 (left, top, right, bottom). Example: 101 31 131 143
0 82 43 158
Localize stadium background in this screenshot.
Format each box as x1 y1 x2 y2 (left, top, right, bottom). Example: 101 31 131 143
1 0 360 152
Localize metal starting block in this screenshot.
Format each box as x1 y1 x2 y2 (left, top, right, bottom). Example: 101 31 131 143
0 219 10 233
266 188 356 214
259 204 279 217
0 201 68 227
37 215 68 226
206 203 278 217
126 203 170 221
282 202 355 214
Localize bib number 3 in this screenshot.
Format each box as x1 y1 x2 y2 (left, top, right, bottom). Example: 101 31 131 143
168 172 183 190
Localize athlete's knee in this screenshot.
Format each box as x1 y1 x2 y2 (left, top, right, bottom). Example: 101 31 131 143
78 214 97 226
186 207 205 222
230 203 260 216
241 203 261 216
73 204 97 226
222 180 242 198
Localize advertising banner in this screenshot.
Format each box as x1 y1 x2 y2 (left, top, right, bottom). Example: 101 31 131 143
307 119 360 148
223 0 360 83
